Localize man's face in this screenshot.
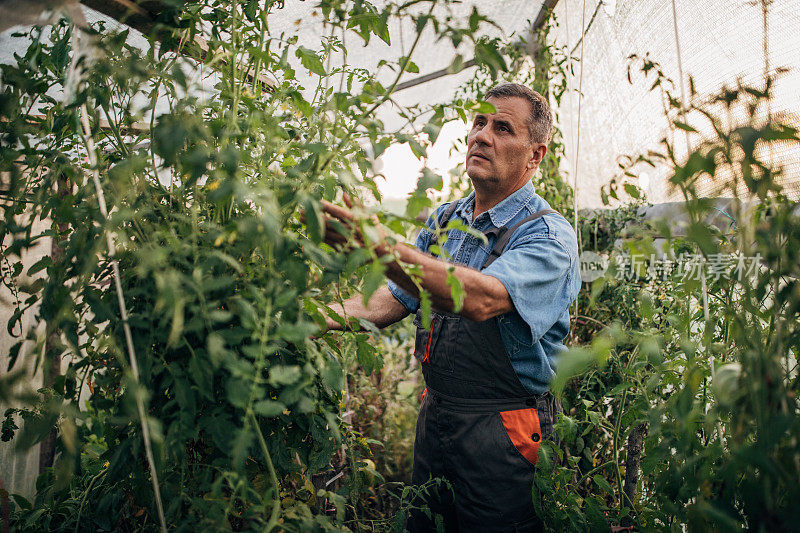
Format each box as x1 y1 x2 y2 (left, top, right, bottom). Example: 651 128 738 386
466 96 545 190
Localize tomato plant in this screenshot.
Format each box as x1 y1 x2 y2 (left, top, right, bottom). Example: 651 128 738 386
539 58 800 531
0 2 516 530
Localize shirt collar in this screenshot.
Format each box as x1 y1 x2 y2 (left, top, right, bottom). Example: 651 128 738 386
454 181 536 228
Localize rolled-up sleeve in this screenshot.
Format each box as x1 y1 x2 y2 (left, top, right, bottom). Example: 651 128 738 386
482 234 577 341
388 279 420 313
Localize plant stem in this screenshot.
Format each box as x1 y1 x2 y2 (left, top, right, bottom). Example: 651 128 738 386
574 459 614 487
249 412 281 532
78 104 167 533
315 2 435 178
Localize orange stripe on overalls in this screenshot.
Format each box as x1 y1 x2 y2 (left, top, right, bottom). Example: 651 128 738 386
421 317 435 363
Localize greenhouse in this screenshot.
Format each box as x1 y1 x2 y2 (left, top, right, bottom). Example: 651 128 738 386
1 0 798 530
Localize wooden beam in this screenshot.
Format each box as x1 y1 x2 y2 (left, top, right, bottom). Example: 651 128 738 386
80 0 160 36
79 0 276 89
533 0 561 34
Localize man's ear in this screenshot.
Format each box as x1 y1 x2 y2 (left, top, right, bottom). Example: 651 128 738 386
528 143 547 170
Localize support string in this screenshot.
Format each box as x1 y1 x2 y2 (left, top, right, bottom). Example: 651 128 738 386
79 104 168 533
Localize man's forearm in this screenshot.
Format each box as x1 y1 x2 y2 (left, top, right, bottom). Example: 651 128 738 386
381 243 513 322
316 198 513 323
325 285 409 330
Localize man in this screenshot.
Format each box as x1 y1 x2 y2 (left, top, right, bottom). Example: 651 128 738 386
320 83 581 531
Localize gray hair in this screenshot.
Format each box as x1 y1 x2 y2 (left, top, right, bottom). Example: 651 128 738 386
485 83 553 145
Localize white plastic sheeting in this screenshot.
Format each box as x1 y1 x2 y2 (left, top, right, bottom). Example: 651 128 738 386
261 1 543 122
1 1 797 206
551 0 800 207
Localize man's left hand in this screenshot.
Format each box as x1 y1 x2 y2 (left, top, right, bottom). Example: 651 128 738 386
318 194 389 255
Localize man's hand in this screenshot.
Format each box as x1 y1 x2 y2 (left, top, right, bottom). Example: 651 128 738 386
305 195 407 334
322 286 410 332
313 195 514 323
318 194 389 254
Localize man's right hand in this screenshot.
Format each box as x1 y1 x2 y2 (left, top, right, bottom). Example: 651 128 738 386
320 286 410 333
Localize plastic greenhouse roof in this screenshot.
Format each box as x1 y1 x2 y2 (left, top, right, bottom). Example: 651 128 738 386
1 0 798 208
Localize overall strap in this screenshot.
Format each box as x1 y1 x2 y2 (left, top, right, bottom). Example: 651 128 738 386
428 200 460 250
481 209 557 269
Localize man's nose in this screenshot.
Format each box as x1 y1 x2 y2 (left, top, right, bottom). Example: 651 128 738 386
473 124 492 146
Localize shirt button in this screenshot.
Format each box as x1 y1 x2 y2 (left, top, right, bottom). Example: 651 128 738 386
531 433 541 442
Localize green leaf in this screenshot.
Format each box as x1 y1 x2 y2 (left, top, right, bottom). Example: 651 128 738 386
417 168 443 192
712 362 742 405
207 333 229 367
289 90 313 117
320 355 344 392
448 54 465 74
623 183 641 199
227 376 251 408
231 426 254 468
445 267 464 312
420 290 432 328
471 100 496 114
372 10 391 45
167 298 184 348
7 308 22 337
606 381 633 396
408 138 427 160
11 494 31 511
2 408 19 442
26 255 52 276
584 496 610 530
303 197 324 243
400 56 418 73
51 27 71 72
469 7 482 31
556 415 578 444
362 260 385 306
473 39 507 76
269 365 302 386
295 46 326 76
253 400 286 417
423 119 442 144
276 321 318 343
674 120 698 133
358 318 381 337
6 341 22 372
592 474 614 495
243 0 259 21
551 347 605 395
356 340 381 375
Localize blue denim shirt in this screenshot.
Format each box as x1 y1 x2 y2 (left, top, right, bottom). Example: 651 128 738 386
389 181 581 394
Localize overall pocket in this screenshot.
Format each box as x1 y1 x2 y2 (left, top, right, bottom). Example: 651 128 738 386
413 311 453 371
413 312 440 363
498 407 542 466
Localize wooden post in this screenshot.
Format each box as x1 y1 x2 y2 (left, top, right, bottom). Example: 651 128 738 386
622 421 648 526
37 173 71 474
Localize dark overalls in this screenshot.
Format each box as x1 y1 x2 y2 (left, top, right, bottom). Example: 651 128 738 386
409 204 563 532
